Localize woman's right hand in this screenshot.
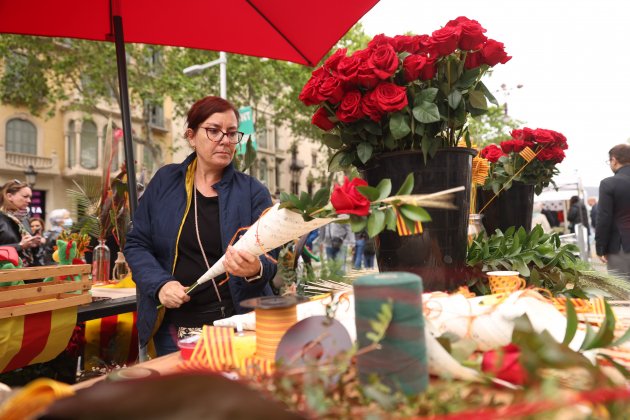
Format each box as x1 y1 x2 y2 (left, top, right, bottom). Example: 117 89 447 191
20 234 39 249
158 280 191 308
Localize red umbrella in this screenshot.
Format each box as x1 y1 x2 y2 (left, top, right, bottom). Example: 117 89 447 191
0 0 379 214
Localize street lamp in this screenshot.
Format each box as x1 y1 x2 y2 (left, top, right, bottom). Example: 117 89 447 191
289 148 305 194
183 52 227 99
24 165 38 187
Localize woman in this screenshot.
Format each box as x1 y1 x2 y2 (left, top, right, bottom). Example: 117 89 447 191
125 96 277 356
28 217 48 266
0 180 42 266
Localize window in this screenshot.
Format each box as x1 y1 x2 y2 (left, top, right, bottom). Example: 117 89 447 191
6 119 37 155
67 120 76 168
257 122 268 149
80 120 98 169
259 159 268 185
311 152 318 167
148 103 164 127
143 145 154 174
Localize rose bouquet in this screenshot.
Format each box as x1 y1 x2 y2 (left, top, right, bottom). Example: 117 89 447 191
299 16 511 169
480 127 568 195
280 174 461 237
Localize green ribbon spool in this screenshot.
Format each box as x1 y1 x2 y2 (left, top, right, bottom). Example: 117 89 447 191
353 272 428 395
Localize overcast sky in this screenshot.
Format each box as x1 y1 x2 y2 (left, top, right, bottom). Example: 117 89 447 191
360 0 630 188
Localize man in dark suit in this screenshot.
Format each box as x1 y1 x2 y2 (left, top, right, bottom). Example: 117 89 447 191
596 144 630 279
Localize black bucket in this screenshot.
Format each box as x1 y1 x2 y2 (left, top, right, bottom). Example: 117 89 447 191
360 148 474 292
478 182 534 234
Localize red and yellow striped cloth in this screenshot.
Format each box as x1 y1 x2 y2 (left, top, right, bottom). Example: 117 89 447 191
395 210 423 236
0 307 77 373
519 146 537 162
84 275 139 369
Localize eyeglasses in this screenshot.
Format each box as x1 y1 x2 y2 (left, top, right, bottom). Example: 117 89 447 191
201 127 244 144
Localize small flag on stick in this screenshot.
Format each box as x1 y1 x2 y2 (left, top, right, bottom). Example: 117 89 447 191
519 146 536 162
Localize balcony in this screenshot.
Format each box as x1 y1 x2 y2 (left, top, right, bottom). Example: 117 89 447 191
0 145 60 176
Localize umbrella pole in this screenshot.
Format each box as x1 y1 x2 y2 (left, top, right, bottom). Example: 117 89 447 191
113 15 139 219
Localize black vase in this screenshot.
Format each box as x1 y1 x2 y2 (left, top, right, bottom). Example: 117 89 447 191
360 148 475 292
478 182 535 234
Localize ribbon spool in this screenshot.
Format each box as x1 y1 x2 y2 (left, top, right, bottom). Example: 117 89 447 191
353 272 428 395
241 296 306 362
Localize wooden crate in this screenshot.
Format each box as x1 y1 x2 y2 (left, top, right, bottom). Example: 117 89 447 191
0 264 92 319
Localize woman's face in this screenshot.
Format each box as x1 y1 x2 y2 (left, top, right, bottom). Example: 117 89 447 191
30 220 44 234
188 110 239 171
6 186 32 211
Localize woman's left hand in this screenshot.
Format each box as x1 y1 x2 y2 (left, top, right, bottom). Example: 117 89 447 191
223 246 261 278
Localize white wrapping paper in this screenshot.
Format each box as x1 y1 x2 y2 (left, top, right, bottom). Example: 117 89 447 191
197 203 337 285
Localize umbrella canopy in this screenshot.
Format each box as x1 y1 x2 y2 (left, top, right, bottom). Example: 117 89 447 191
0 0 379 215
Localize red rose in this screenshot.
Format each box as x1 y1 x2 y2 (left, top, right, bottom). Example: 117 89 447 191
480 144 505 163
447 16 487 51
430 25 460 57
532 128 556 145
331 176 371 217
511 127 536 143
420 57 437 80
311 107 335 131
368 43 399 80
403 54 428 82
481 344 528 386
500 139 528 154
464 51 483 69
357 61 379 89
414 34 432 55
361 90 384 122
337 55 362 85
324 48 347 72
372 82 408 114
549 129 568 149
336 90 364 123
368 34 397 50
318 76 345 104
481 39 512 67
537 146 565 163
393 35 419 53
298 68 326 106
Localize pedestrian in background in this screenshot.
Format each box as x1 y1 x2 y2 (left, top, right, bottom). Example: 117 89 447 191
596 144 630 279
353 230 367 270
319 223 354 275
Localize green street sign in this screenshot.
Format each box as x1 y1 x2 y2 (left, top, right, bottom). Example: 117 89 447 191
237 106 256 154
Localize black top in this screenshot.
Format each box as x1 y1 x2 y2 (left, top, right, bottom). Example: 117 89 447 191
166 189 234 327
596 165 630 255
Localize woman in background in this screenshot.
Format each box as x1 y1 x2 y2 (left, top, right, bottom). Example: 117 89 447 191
0 180 42 266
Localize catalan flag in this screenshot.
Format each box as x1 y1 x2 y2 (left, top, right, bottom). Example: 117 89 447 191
395 210 423 236
0 307 77 373
519 146 537 162
84 275 139 369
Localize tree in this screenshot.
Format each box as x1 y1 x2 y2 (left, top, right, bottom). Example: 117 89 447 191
467 105 524 147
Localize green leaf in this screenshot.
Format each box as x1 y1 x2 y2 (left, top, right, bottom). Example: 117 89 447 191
357 142 373 164
321 134 343 149
455 67 481 89
311 187 330 209
415 87 438 105
356 185 380 202
478 81 499 106
395 173 415 196
367 211 386 238
328 150 346 172
582 301 617 350
385 207 397 231
375 179 392 200
349 214 368 233
399 204 431 222
412 102 441 123
612 326 630 347
468 90 488 110
447 89 463 110
562 299 578 346
389 111 411 140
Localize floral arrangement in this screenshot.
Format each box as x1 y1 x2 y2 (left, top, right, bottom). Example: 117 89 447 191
279 174 458 237
299 16 511 169
479 127 568 195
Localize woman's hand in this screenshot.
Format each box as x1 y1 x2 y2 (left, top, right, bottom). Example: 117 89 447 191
20 234 40 249
223 246 261 278
158 280 191 308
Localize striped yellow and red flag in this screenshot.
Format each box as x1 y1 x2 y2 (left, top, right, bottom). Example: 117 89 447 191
84 275 139 369
395 210 423 236
183 326 236 372
519 146 537 162
0 306 77 373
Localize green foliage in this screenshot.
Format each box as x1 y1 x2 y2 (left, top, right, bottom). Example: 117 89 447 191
467 225 581 295
467 105 523 147
365 300 393 344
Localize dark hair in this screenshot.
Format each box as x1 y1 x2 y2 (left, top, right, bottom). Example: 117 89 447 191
609 144 630 165
569 195 579 206
184 96 240 137
0 180 30 209
29 217 44 232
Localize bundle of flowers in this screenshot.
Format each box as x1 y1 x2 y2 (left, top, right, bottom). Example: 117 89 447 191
299 16 511 168
480 127 568 195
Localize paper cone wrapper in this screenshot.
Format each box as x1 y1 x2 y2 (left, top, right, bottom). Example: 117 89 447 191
198 204 337 284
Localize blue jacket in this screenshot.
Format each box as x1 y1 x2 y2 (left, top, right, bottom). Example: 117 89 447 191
125 153 276 347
